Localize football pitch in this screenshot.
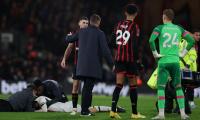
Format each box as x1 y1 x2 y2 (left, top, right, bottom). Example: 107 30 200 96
0 94 200 120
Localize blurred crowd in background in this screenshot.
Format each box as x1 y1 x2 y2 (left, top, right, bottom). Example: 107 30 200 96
0 0 200 83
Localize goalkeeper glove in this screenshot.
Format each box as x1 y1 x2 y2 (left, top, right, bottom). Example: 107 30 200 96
152 51 163 58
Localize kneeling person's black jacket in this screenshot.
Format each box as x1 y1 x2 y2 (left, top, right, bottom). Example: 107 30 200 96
42 80 68 106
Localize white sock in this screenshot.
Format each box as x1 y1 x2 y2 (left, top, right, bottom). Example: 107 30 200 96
94 106 111 112
158 109 164 117
180 108 186 116
72 108 77 112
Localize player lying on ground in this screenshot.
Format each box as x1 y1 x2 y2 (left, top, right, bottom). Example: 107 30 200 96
33 96 125 113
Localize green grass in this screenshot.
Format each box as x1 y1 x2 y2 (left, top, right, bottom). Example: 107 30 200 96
0 94 200 120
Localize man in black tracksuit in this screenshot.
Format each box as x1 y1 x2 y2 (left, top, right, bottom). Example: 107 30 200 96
0 85 38 112
65 14 114 116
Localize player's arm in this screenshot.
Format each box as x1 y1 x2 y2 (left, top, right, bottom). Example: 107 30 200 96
179 28 195 57
61 43 74 68
182 31 195 50
63 43 74 60
65 32 79 43
149 26 162 58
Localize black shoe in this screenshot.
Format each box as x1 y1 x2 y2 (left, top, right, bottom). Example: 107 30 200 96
80 112 95 116
116 106 126 113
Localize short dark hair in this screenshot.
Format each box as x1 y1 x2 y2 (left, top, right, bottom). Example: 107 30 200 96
79 16 88 21
163 9 174 20
125 4 138 15
90 14 101 24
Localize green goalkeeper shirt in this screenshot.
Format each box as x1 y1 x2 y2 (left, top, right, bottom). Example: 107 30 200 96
149 22 195 63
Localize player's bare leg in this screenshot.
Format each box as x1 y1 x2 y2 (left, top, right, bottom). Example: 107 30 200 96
129 75 146 119
110 72 125 119
70 80 80 115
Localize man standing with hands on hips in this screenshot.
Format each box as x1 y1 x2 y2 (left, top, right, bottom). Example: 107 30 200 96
149 9 195 120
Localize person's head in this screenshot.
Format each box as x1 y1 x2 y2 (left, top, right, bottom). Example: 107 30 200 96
193 29 200 42
90 14 101 27
125 4 138 19
78 16 89 29
162 9 174 23
32 79 44 96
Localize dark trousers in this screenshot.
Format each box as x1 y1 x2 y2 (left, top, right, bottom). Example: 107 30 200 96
0 99 13 112
81 78 95 113
165 83 175 113
164 84 191 114
186 87 194 101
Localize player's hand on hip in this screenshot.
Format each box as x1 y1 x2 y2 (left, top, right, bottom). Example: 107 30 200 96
152 51 163 58
156 54 163 58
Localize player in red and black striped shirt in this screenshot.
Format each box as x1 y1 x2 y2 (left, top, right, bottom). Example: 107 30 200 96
112 17 140 63
110 4 146 119
61 17 89 115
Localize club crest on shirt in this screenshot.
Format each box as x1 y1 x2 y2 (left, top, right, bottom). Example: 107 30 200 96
120 25 128 29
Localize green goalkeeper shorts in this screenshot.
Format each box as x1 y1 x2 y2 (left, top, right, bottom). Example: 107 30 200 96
157 62 181 89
